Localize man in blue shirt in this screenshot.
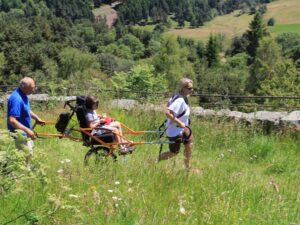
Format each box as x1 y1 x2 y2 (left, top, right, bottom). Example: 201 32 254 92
7 77 45 167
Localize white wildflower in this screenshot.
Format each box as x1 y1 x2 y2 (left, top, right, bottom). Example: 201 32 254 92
112 196 118 200
69 194 79 199
108 189 113 193
65 159 71 163
60 160 65 164
57 169 63 174
115 181 120 185
179 207 186 215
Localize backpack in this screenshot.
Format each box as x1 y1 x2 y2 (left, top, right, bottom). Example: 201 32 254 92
163 93 189 129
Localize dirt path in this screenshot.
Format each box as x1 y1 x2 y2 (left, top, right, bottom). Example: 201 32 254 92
93 1 122 27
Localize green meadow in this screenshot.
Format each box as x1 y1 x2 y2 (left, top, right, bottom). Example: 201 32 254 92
0 105 300 224
165 0 300 43
269 24 300 35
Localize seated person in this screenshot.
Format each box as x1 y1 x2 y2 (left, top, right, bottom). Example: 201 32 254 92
85 95 133 153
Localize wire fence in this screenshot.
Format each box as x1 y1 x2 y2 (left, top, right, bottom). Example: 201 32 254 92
1 85 300 111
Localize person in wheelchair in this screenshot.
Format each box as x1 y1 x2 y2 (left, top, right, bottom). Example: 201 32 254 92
85 95 133 154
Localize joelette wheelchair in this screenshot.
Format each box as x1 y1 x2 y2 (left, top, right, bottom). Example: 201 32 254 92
34 96 171 165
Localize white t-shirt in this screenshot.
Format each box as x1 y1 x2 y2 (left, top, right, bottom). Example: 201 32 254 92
166 94 190 137
86 110 99 124
85 110 112 135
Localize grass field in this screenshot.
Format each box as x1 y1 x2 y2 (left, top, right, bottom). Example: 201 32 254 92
165 0 300 44
165 12 253 43
268 23 300 35
0 105 300 224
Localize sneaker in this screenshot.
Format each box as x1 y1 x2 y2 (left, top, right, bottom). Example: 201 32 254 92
119 147 130 155
125 146 135 153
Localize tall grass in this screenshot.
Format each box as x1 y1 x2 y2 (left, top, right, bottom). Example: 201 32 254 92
0 107 299 224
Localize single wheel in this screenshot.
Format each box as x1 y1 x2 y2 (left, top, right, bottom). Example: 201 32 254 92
84 146 117 166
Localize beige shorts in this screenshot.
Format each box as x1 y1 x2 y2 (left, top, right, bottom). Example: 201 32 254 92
15 139 34 155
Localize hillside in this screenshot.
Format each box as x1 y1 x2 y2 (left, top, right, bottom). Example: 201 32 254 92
165 0 300 42
165 11 253 43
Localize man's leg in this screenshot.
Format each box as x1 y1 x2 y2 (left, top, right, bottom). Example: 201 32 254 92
158 151 178 161
183 141 193 169
183 141 202 175
158 137 180 161
15 139 34 170
182 129 202 175
25 140 34 169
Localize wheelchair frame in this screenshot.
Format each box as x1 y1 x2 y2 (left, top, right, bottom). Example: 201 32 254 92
33 96 172 164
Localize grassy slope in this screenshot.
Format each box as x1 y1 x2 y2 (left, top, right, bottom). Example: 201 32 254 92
93 4 114 17
165 0 300 43
165 12 253 43
0 106 300 224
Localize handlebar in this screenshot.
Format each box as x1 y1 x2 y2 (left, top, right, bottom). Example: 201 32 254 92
64 100 76 110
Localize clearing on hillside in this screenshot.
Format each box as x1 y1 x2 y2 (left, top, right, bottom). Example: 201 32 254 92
165 0 300 43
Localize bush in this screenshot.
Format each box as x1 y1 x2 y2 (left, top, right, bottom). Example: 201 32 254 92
267 17 275 26
0 130 28 193
0 130 46 195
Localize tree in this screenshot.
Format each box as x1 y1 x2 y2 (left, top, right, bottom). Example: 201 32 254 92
59 47 97 78
276 33 300 63
205 35 220 67
111 64 167 99
98 43 132 59
196 63 249 99
228 35 249 56
247 37 283 94
267 17 275 26
258 4 267 14
45 0 94 21
152 36 195 89
94 0 102 8
0 52 6 83
259 60 300 98
245 13 268 62
118 34 145 60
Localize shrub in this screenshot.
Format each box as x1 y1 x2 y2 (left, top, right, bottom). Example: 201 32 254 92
267 17 275 26
0 130 28 193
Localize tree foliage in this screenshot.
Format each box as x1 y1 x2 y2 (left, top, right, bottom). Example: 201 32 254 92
245 12 268 61
0 0 297 102
59 47 97 78
111 64 167 99
152 36 195 89
117 0 272 26
247 37 300 97
206 35 220 67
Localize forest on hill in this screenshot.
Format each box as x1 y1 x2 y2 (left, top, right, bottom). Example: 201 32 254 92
0 0 299 108
117 0 272 27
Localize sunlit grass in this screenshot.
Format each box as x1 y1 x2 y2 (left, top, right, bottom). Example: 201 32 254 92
0 107 299 224
269 23 300 35
163 0 300 46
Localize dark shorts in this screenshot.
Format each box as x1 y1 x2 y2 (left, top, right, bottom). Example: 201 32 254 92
168 127 193 153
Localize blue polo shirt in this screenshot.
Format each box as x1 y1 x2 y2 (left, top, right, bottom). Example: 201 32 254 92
7 87 31 132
